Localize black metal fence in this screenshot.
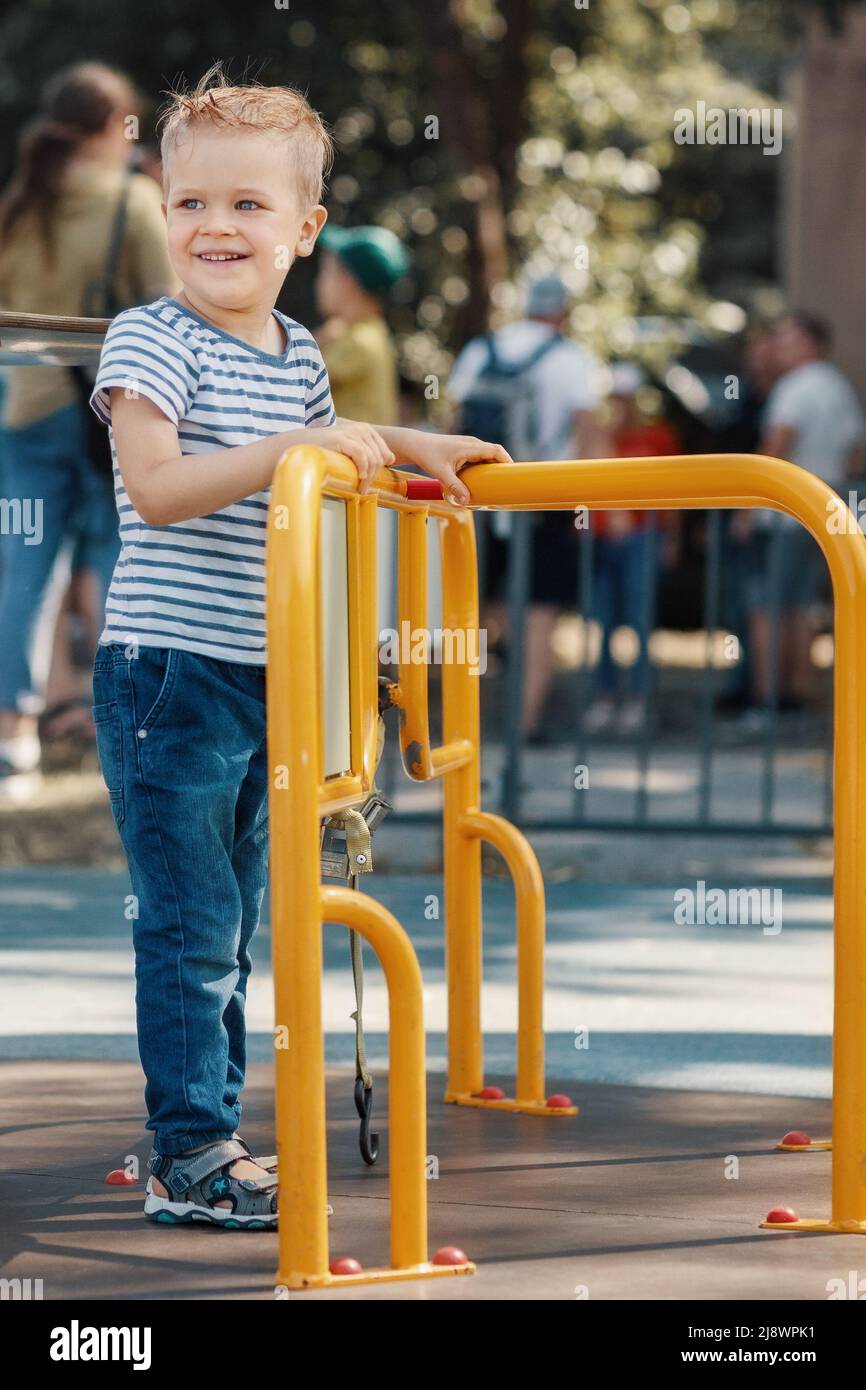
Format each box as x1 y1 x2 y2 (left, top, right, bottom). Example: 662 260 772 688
379 506 834 837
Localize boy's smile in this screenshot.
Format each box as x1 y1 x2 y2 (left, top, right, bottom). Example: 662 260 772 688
163 126 326 347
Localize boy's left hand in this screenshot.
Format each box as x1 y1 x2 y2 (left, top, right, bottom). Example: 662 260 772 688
401 434 512 505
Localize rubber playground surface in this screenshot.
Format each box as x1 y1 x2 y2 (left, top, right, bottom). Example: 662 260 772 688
0 1062 844 1301
0 859 843 1300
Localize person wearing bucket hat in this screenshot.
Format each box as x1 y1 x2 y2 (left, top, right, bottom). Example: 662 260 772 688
315 225 409 424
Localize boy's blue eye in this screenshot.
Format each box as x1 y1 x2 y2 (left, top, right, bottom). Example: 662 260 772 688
237 200 259 211
181 198 204 210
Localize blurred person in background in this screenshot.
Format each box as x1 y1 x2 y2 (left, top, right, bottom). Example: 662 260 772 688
734 312 866 730
583 364 681 736
715 325 781 714
314 224 408 425
448 273 609 741
0 62 175 794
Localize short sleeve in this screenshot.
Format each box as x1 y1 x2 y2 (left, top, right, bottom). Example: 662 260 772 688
548 343 603 413
90 306 197 427
763 375 804 431
305 356 337 427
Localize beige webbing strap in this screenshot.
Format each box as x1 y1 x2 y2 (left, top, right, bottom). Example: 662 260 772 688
338 711 387 1089
327 807 373 874
348 901 373 1090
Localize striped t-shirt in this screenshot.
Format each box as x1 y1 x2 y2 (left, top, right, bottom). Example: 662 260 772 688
91 295 336 665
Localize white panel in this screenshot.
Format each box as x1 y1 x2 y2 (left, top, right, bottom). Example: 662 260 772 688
378 506 396 631
320 498 352 778
427 514 443 633
377 505 443 635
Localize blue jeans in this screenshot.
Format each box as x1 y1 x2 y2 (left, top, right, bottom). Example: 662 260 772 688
92 642 270 1155
592 529 657 697
0 402 119 712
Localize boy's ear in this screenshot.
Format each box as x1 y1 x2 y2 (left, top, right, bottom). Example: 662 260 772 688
294 204 328 260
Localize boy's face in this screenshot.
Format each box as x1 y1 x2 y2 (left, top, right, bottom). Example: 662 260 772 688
163 126 326 316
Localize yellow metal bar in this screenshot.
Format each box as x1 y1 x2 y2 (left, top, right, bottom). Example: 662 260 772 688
269 442 866 1249
394 508 475 780
267 446 330 1283
459 810 546 1108
459 453 866 1230
267 445 474 1289
403 505 561 1114
319 773 368 818
321 886 427 1270
438 508 485 1098
355 495 381 791
396 507 434 780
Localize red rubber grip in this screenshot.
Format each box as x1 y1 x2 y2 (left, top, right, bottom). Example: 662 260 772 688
404 476 444 500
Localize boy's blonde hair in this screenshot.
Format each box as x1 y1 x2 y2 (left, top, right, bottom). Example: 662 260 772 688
158 63 334 206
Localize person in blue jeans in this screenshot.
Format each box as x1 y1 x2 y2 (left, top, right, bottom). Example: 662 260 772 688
0 62 175 789
583 367 679 737
89 68 506 1229
586 520 657 735
0 402 119 782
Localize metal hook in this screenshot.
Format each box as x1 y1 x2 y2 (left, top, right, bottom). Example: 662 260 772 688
354 1076 379 1166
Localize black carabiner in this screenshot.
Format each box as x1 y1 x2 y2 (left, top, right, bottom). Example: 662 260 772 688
354 1076 379 1166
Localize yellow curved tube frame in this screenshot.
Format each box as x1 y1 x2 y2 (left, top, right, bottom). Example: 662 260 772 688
462 452 866 1236
267 447 477 1288
267 447 866 1294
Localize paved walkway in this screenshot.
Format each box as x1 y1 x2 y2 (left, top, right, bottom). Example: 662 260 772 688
0 867 832 1095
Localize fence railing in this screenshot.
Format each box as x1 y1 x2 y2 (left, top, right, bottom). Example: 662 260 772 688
379 498 835 837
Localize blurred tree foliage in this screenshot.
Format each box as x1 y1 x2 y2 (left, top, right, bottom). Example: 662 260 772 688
0 0 855 391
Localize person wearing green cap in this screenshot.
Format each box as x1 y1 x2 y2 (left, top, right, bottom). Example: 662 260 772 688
315 224 409 424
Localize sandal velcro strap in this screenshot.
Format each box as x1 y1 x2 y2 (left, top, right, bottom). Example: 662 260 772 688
236 1173 279 1194
148 1138 249 1195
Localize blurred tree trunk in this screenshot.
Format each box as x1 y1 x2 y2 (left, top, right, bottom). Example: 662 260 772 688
418 0 533 338
784 4 866 401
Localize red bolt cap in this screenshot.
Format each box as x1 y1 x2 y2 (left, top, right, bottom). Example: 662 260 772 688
781 1130 811 1147
766 1206 799 1224
105 1169 137 1185
404 477 444 501
547 1093 574 1109
475 1086 505 1101
433 1245 469 1266
330 1256 363 1276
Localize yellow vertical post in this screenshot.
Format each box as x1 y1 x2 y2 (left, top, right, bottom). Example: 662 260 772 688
267 445 475 1287
396 507 434 779
459 809 547 1107
823 499 866 1233
392 488 559 1115
267 446 330 1286
321 887 429 1270
439 509 485 1100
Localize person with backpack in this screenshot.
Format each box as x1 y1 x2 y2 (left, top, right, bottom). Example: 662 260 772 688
0 63 176 795
448 274 607 740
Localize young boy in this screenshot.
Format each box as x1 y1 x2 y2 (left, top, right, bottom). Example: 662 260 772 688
90 68 508 1229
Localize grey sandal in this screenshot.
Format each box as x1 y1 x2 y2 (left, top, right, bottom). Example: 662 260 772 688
232 1134 277 1173
232 1135 333 1217
144 1138 278 1230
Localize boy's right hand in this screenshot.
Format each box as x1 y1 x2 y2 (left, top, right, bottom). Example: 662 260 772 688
301 421 396 494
